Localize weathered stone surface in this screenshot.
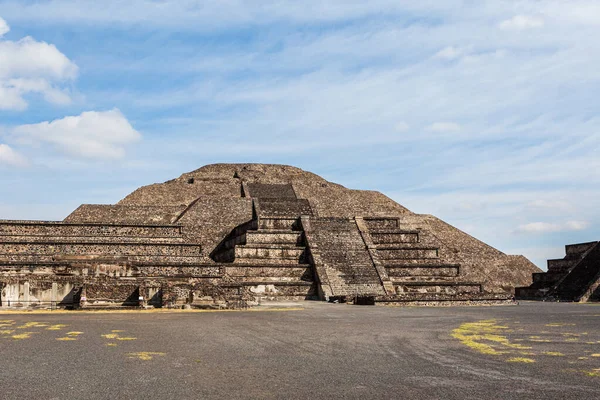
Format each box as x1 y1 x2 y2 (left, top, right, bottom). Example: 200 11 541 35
0 163 539 308
516 241 600 302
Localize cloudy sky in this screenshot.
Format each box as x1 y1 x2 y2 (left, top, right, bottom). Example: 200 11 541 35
0 0 598 268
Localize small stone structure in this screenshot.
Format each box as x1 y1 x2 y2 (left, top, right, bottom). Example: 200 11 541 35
516 241 600 302
0 164 539 308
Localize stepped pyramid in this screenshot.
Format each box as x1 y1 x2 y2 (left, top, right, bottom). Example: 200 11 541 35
0 164 539 308
516 241 600 302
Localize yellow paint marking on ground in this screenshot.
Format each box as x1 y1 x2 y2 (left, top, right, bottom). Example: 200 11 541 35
582 369 600 377
46 324 67 331
546 323 576 327
66 331 83 336
507 357 536 363
127 352 166 361
56 337 77 341
543 352 564 356
591 354 600 357
102 331 135 341
451 319 529 356
111 330 124 333
16 322 46 329
578 357 589 360
565 338 579 342
0 320 14 323
529 339 551 343
101 333 119 339
106 343 117 347
12 332 36 340
0 329 15 335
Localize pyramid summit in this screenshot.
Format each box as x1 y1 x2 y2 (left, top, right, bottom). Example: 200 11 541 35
0 163 539 308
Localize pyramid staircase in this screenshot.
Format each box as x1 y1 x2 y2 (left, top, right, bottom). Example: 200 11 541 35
516 241 600 302
210 199 318 300
359 218 485 301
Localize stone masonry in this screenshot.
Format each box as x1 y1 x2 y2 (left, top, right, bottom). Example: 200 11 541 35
516 241 600 302
0 164 540 308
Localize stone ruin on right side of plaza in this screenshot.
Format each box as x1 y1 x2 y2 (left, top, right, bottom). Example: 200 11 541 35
0 163 557 308
516 241 600 302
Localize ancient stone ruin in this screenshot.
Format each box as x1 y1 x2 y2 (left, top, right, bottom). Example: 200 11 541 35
516 241 600 302
0 164 539 308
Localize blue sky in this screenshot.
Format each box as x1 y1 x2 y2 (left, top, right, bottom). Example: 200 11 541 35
0 0 599 269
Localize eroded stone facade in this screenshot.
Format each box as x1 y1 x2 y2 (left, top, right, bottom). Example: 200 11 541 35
516 241 600 302
0 163 539 308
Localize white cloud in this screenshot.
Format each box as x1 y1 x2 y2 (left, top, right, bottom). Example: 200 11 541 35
10 109 142 159
0 18 77 110
525 200 572 212
515 220 590 234
435 46 463 60
499 15 544 30
394 121 409 132
0 143 27 167
0 17 9 37
564 220 590 231
426 122 461 133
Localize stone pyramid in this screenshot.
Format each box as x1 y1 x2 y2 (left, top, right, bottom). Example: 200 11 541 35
0 164 539 308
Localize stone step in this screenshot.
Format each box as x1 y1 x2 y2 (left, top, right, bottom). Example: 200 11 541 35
329 284 386 296
386 264 459 277
370 231 419 244
394 281 482 294
224 262 311 269
220 280 314 287
376 246 439 260
254 198 313 217
224 265 312 279
383 259 457 267
565 241 598 257
0 236 186 244
234 257 307 265
532 271 562 285
0 242 201 257
547 258 578 273
225 276 314 283
245 231 303 245
0 254 207 264
337 273 383 284
363 218 399 230
234 244 306 261
0 221 182 238
257 218 300 231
